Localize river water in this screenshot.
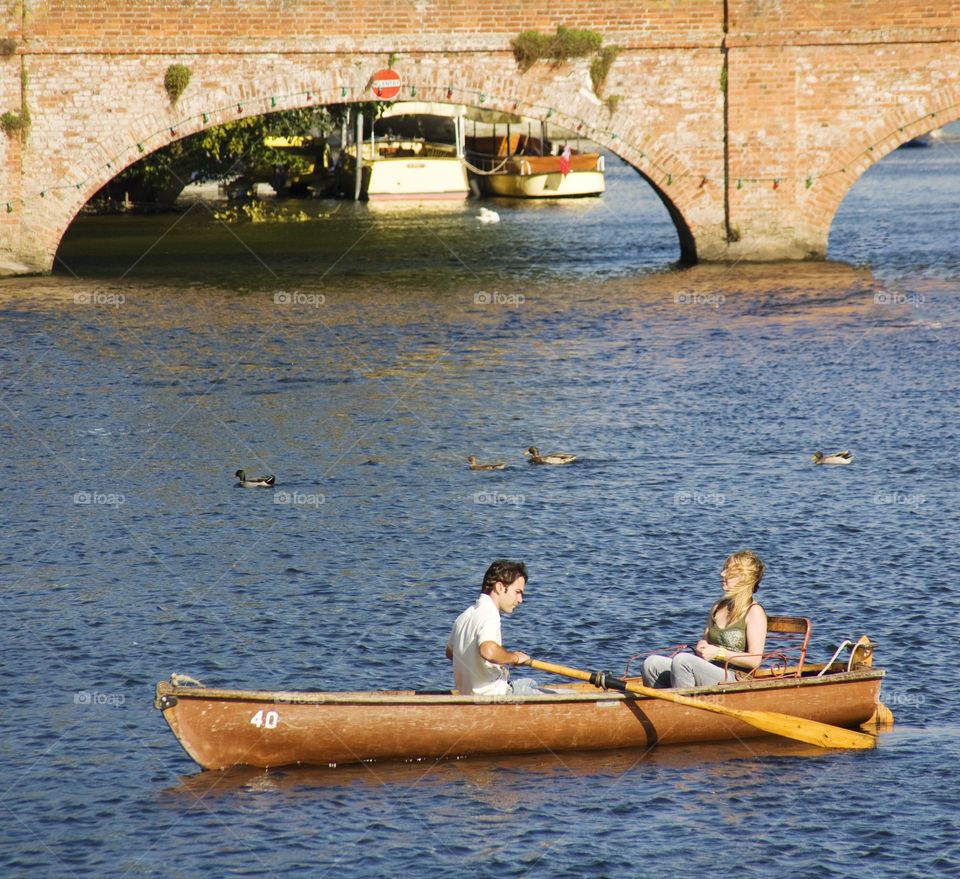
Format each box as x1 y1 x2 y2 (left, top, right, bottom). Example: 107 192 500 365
2 144 959 878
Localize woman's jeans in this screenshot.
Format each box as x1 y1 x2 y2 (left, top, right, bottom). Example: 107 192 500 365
641 652 732 689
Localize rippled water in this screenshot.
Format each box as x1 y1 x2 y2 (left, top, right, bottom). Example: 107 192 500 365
2 147 959 877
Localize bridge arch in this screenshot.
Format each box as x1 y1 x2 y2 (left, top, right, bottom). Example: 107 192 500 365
40 74 701 272
818 85 960 251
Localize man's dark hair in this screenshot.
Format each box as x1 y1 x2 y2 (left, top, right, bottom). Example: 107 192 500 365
480 559 528 594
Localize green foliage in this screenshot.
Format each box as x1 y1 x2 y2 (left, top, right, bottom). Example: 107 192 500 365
720 64 728 94
590 45 619 96
511 25 603 72
1 110 25 134
105 108 331 207
387 52 397 68
551 26 603 61
4 66 31 135
604 95 621 115
212 201 312 224
326 101 391 127
164 64 192 104
511 31 552 72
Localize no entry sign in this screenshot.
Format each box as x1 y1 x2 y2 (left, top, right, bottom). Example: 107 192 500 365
370 68 402 100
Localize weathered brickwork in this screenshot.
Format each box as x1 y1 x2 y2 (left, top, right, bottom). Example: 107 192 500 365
2 0 960 272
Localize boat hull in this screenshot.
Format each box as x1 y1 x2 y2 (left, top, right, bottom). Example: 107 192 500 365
338 149 469 200
155 669 884 770
466 148 605 198
483 170 605 198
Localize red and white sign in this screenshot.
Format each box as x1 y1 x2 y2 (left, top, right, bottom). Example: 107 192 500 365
370 68 402 100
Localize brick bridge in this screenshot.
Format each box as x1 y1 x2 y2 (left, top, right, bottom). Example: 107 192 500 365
2 1 959 274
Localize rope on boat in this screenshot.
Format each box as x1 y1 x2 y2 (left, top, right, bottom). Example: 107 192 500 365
170 673 205 688
817 641 854 676
460 156 513 175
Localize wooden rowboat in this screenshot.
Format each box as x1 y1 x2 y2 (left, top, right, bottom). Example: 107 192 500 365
154 665 885 770
464 128 605 199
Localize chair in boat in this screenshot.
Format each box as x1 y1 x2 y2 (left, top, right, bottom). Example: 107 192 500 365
624 615 813 681
739 615 812 680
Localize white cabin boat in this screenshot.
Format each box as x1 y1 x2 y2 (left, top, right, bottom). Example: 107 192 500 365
338 103 469 200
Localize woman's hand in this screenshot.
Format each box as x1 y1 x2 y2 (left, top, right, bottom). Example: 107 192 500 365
696 640 722 661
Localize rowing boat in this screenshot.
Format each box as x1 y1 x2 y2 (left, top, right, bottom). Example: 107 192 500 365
465 133 604 198
154 665 885 770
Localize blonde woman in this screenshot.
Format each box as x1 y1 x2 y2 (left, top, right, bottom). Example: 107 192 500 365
642 550 768 689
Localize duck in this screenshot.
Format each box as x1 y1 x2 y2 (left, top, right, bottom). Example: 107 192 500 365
525 446 577 465
468 455 506 471
811 450 854 465
477 207 500 224
235 469 276 487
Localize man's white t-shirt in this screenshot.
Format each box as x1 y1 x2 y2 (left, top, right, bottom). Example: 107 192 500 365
447 593 510 695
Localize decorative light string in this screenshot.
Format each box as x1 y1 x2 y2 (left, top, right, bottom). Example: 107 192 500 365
2 83 956 213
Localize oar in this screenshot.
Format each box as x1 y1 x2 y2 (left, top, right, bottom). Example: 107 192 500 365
528 658 876 751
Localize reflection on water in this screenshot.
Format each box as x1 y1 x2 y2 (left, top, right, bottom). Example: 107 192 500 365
164 738 836 801
55 159 679 287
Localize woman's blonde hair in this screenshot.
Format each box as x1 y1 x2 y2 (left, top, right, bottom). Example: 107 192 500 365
714 549 765 623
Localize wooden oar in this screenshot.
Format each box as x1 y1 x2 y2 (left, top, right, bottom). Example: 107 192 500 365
528 658 876 751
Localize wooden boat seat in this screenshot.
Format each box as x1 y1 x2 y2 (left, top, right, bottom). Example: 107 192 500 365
741 615 812 679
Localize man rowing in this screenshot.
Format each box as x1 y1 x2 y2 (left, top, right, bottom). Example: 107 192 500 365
445 559 544 696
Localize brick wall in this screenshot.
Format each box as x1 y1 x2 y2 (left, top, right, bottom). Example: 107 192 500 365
2 0 960 271
21 1 722 51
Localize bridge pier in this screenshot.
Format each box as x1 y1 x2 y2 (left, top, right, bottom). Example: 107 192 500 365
693 225 828 264
0 220 59 276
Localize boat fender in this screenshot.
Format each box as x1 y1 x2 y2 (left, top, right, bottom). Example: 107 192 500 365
158 694 178 711
597 155 605 172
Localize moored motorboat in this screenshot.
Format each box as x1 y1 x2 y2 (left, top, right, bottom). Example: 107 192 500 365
261 135 337 196
338 140 469 200
337 102 470 200
155 664 885 770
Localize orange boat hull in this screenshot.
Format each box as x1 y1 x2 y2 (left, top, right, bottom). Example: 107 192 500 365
155 669 884 770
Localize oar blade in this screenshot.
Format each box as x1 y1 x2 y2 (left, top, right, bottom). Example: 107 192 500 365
730 705 876 750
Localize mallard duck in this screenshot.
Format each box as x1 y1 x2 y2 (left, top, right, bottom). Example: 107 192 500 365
525 446 577 465
235 469 276 487
811 450 854 465
468 455 506 471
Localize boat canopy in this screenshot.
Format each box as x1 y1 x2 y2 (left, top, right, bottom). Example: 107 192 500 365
380 101 468 119
381 102 530 127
